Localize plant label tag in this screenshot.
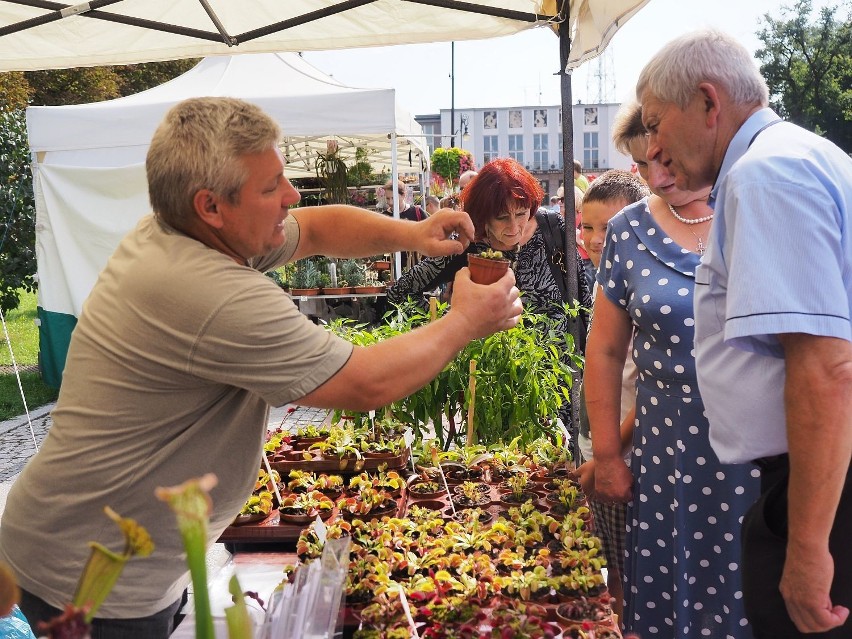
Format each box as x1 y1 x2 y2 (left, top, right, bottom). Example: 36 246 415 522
310 517 327 545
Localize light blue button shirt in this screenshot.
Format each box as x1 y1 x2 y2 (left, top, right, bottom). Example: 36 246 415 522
695 108 852 463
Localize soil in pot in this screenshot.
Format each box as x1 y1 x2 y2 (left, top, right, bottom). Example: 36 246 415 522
278 508 332 526
448 507 494 526
452 493 491 508
555 597 614 626
408 482 447 499
499 492 540 508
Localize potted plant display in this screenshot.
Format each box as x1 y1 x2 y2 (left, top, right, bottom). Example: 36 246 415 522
467 248 510 285
278 490 334 525
290 259 322 296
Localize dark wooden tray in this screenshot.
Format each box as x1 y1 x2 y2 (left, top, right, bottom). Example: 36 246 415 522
218 492 408 544
269 447 410 475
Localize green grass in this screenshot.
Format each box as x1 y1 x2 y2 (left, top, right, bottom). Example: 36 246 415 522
0 290 59 420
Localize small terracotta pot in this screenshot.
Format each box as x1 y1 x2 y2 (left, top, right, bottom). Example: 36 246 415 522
467 253 510 285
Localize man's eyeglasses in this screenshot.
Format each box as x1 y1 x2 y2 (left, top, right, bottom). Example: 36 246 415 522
557 197 565 203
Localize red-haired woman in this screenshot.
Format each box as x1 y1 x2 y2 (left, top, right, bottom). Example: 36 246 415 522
387 157 590 432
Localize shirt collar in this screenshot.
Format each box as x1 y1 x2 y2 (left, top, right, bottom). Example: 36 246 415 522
709 107 780 208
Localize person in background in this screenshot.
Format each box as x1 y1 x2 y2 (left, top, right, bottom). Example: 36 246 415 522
382 180 427 222
638 30 852 638
587 97 761 638
573 169 648 623
573 158 589 192
458 169 478 192
0 97 523 638
388 157 590 436
548 195 560 213
557 184 593 289
424 195 440 216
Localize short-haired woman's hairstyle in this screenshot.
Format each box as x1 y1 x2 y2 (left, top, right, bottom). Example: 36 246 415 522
146 97 281 231
582 169 649 207
611 101 646 155
636 29 768 109
573 158 583 173
459 157 544 241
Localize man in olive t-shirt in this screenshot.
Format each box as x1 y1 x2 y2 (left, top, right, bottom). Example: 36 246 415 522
0 97 523 638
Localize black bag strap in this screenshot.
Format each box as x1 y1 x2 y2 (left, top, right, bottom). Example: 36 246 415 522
536 211 569 303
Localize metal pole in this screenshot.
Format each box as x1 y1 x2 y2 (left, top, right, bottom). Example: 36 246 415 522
558 0 582 442
450 41 455 149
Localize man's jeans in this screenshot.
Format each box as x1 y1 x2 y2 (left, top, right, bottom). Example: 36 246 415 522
19 587 186 639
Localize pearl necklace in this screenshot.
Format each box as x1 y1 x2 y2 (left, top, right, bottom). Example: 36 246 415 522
667 204 714 225
667 204 713 255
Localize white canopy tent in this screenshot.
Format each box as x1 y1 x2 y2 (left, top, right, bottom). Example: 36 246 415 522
2 0 652 390
0 1 647 73
26 52 429 385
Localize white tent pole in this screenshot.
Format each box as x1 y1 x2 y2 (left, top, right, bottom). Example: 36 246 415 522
390 132 402 277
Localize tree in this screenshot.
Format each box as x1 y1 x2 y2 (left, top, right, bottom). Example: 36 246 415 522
0 60 198 313
756 0 852 152
0 110 36 313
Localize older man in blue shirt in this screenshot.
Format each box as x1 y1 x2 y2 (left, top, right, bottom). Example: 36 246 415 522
636 30 852 639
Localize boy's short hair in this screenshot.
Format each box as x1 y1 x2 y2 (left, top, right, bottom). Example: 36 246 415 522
573 158 583 173
582 169 649 207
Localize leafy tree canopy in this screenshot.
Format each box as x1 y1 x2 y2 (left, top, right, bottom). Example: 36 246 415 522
0 60 198 313
756 0 852 152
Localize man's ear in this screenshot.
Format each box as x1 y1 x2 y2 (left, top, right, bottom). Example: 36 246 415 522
698 82 722 127
193 190 224 228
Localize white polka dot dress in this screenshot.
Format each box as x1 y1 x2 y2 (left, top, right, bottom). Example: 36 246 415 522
598 199 761 638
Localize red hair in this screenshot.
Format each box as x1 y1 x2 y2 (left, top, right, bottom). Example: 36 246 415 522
459 158 543 240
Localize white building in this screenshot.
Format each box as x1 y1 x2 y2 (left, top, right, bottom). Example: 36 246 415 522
416 103 632 198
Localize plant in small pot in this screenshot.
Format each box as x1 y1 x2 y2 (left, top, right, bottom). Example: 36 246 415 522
286 469 317 494
500 471 538 508
309 432 364 470
467 247 510 285
313 473 345 498
408 476 446 499
452 480 491 509
296 519 352 562
337 486 397 520
555 594 614 627
360 435 406 459
500 565 551 602
233 490 274 525
372 470 405 497
278 490 334 525
290 258 322 295
339 258 366 289
443 444 492 482
546 478 585 516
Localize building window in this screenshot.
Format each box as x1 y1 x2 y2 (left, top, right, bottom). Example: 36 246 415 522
533 109 547 128
483 110 497 129
483 135 499 163
509 110 523 129
508 134 524 164
421 123 437 155
583 131 599 169
584 107 599 126
533 134 548 171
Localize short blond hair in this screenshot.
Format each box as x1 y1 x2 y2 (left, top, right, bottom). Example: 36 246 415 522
146 97 281 230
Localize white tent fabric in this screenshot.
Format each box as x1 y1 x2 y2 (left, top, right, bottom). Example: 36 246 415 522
0 1 647 72
27 52 428 383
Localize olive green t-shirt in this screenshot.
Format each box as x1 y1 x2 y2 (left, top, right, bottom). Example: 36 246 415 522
0 214 352 617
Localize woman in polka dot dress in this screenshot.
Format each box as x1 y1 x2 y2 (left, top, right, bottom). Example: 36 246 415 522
585 169 761 638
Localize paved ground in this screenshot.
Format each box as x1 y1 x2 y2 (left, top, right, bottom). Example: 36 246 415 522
0 402 331 517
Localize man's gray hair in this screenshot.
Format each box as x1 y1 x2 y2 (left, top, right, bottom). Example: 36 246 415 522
146 97 281 230
636 30 768 109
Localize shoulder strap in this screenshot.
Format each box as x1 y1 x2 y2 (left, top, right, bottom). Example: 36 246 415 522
536 212 569 303
415 205 423 221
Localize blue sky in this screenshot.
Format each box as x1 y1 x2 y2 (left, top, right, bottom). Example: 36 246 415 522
302 0 834 116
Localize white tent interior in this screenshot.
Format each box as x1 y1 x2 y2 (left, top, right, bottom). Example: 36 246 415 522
27 51 429 385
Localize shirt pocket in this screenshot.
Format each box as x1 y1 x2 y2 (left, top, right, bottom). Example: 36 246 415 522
693 262 725 342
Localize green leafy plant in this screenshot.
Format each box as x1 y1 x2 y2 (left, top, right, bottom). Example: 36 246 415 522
290 259 322 290
338 259 366 288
